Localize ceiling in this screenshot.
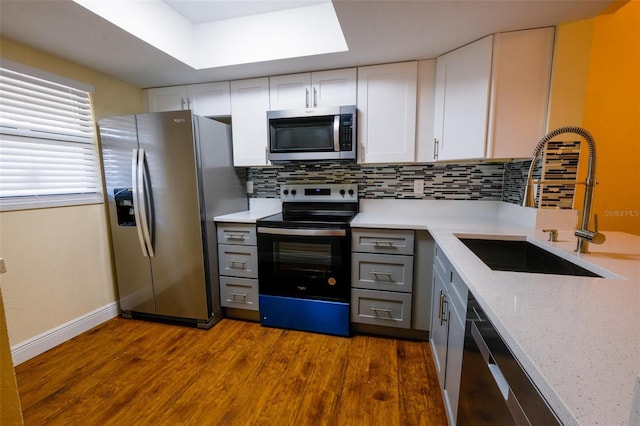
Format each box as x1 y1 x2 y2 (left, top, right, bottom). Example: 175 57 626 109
0 0 616 89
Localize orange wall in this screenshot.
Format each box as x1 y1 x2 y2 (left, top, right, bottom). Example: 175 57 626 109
582 1 640 235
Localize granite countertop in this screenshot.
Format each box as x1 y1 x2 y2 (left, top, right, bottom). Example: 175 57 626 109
352 200 640 426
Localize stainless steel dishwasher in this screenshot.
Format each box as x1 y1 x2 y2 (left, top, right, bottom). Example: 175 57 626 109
457 292 562 425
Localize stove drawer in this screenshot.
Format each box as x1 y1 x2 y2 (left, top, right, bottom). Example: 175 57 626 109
352 229 415 255
352 253 414 293
220 277 258 311
218 244 258 279
351 289 412 329
217 223 257 246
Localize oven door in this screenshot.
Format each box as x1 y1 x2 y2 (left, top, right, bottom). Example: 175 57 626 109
257 227 350 302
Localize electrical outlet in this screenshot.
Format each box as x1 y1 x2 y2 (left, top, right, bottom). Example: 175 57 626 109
413 179 424 195
246 181 254 194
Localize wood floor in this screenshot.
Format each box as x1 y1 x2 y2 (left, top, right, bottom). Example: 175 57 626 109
15 317 448 426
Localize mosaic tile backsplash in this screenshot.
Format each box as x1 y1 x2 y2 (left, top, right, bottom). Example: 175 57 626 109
247 143 579 208
248 162 505 200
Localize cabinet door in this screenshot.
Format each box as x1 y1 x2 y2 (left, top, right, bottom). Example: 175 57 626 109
357 61 417 163
429 266 449 387
146 86 187 112
434 35 493 161
416 59 437 162
230 78 271 166
443 301 465 424
486 27 554 159
269 73 311 110
188 82 231 117
312 68 357 107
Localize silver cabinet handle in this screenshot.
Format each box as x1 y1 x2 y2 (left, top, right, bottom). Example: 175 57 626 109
439 292 448 326
313 87 318 107
433 137 439 160
225 233 247 240
370 307 393 318
305 88 310 108
370 271 393 280
373 240 395 247
229 292 247 300
229 259 246 268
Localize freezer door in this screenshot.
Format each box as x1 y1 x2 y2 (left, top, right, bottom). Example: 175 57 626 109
99 115 155 314
136 111 209 320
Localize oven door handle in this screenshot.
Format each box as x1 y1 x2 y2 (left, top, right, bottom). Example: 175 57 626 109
257 227 347 237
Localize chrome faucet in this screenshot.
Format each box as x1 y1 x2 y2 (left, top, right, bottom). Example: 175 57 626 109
522 126 605 253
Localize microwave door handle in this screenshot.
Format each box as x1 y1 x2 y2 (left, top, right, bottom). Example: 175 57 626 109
333 115 340 152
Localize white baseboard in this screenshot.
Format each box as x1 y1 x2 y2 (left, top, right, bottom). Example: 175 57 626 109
11 302 119 366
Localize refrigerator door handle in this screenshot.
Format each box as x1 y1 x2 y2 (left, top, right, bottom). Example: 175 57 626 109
137 149 155 258
131 149 149 257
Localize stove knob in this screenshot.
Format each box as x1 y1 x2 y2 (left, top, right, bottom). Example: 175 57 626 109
348 189 354 196
340 189 346 195
291 189 297 196
283 189 289 195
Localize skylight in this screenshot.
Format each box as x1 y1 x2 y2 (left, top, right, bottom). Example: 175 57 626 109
73 0 348 69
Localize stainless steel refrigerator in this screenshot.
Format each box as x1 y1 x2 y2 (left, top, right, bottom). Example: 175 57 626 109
99 110 247 329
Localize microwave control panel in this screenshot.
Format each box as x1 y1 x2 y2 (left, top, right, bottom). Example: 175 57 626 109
340 113 354 152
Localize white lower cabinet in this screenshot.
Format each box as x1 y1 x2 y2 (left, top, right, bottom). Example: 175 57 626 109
430 243 468 425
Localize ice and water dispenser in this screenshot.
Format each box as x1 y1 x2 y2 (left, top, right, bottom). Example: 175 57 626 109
114 188 136 226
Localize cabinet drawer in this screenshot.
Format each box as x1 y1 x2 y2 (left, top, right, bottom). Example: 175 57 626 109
352 253 414 293
351 289 412 329
218 244 258 278
217 223 257 246
220 277 258 311
352 229 415 255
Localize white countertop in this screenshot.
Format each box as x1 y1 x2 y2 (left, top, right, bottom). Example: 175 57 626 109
353 200 640 426
217 198 640 425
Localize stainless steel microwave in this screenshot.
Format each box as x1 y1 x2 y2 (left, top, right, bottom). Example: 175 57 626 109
267 105 356 163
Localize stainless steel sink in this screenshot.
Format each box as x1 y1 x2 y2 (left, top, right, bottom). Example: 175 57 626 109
457 237 603 277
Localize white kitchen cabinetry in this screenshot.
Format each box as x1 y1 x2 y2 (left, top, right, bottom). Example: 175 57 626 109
433 35 493 161
432 27 554 161
357 61 418 164
269 68 357 110
146 82 231 116
229 78 271 167
217 223 259 317
430 243 468 425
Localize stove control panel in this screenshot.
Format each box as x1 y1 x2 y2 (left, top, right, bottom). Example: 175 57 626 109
280 184 358 202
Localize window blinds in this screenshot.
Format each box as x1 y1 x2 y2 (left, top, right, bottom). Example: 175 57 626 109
0 64 102 210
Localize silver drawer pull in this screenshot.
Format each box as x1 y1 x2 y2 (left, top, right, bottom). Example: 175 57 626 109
225 233 247 240
370 270 393 280
229 292 247 300
229 259 246 268
373 240 395 247
370 307 393 318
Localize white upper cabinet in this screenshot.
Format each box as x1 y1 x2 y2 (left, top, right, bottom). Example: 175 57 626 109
433 35 494 161
229 78 271 167
433 27 555 161
269 68 357 110
486 28 555 159
357 61 418 164
146 82 231 117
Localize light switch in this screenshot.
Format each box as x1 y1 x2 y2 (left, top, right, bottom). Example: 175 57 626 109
413 179 424 195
